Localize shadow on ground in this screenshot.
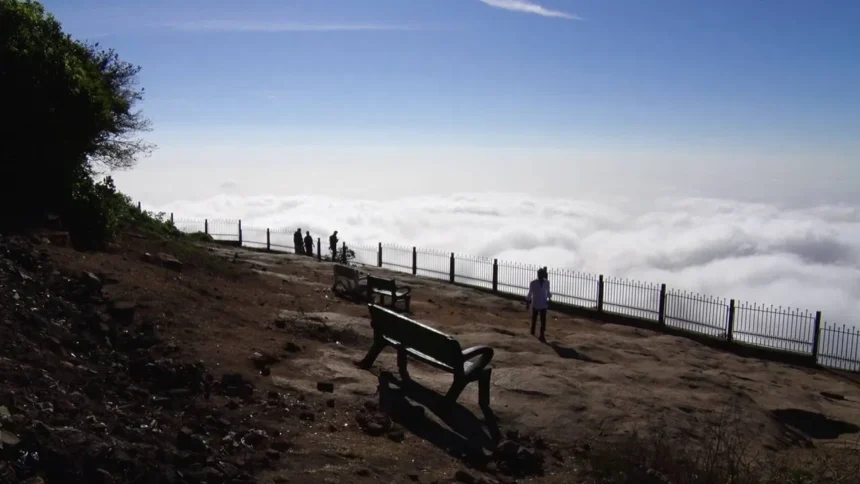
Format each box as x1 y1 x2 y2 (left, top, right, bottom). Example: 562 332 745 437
545 340 605 364
771 408 860 440
377 372 501 462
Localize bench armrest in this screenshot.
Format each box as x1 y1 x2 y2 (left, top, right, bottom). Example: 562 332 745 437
460 345 494 380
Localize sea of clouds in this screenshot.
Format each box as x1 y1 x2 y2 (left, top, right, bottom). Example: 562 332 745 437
150 193 860 328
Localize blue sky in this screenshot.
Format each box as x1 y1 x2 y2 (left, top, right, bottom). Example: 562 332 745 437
43 0 860 205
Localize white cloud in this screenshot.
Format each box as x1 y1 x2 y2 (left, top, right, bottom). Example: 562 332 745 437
161 20 420 33
479 0 580 20
153 193 860 330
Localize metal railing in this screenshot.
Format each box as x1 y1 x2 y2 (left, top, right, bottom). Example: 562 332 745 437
150 210 859 373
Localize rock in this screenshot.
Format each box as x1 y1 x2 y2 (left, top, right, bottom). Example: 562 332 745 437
261 367 271 377
284 341 302 353
454 469 476 483
176 427 195 449
0 406 10 421
19 478 45 484
271 439 292 452
387 429 405 443
299 411 315 422
82 271 102 291
0 429 20 448
821 391 845 400
242 429 267 448
407 474 420 482
326 399 335 408
250 352 278 369
316 381 334 393
108 301 136 326
265 449 281 461
274 318 286 329
155 252 183 272
95 468 115 484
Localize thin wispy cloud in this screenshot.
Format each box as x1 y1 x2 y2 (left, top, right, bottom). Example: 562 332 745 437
479 0 580 20
162 20 421 33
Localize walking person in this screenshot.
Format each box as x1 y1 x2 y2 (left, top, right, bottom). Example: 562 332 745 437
303 230 314 257
526 267 552 341
329 231 339 260
293 228 304 255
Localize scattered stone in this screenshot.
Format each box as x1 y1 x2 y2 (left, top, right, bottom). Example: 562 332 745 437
317 381 334 393
454 469 476 483
821 391 845 400
0 429 20 448
265 449 281 461
19 478 45 484
0 406 10 421
82 271 102 292
261 367 271 377
387 429 406 443
274 319 286 329
326 399 335 408
108 301 136 326
407 474 420 482
250 351 278 369
95 468 115 484
284 341 302 353
156 252 183 272
299 411 315 422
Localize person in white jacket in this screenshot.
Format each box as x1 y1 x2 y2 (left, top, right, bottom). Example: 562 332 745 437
526 267 552 340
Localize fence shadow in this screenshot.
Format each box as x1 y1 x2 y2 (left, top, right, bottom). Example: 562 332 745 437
377 371 501 461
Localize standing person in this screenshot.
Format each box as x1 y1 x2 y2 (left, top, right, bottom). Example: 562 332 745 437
329 231 339 260
304 230 314 257
526 267 552 340
293 228 304 255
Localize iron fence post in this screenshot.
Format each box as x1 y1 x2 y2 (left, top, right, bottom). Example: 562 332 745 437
812 311 822 360
342 242 347 264
597 275 605 312
317 237 321 261
727 299 735 342
170 212 174 224
378 243 382 267
238 220 242 245
412 247 417 275
204 219 208 235
449 253 455 283
658 284 667 325
137 201 141 212
266 229 270 251
492 259 498 293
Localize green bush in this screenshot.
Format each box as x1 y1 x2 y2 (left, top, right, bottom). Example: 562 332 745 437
0 0 153 244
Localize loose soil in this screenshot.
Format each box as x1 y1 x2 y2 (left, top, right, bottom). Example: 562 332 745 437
1 231 858 483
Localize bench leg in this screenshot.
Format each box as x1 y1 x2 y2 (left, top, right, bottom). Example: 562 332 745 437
404 296 411 313
357 339 385 369
478 368 492 409
445 377 468 405
397 347 411 383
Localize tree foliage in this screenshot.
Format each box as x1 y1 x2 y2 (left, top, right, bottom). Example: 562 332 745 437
0 0 153 243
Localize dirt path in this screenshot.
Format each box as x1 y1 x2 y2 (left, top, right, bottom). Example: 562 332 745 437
38 238 860 483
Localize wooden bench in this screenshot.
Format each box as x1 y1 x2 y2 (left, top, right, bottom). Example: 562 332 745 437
367 275 412 312
331 264 368 300
358 304 494 408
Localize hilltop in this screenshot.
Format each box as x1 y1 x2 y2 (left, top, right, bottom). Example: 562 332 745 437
1 222 859 484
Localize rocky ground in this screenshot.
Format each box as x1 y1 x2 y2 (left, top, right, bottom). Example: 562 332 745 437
1 228 859 483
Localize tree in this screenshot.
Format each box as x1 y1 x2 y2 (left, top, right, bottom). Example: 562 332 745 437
0 0 153 235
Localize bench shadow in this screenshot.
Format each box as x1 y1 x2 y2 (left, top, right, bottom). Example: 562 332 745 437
377 372 501 462
770 408 860 440
544 340 604 364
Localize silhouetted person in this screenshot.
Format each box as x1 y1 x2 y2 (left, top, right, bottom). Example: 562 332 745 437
526 267 552 340
329 231 339 260
293 228 304 255
304 231 314 257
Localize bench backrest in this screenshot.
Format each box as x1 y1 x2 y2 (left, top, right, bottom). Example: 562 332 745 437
333 264 360 280
367 275 397 292
368 305 462 370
